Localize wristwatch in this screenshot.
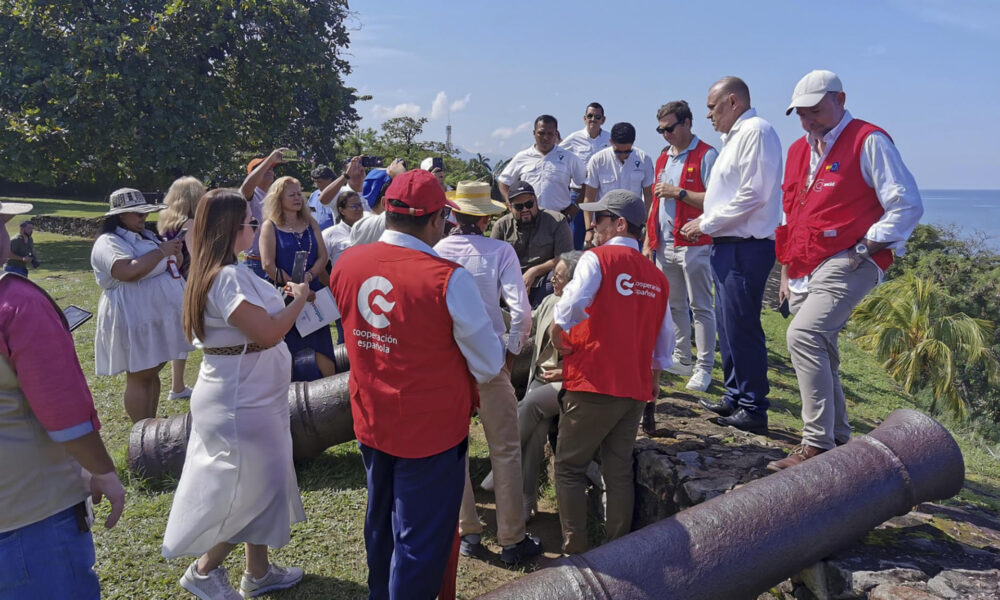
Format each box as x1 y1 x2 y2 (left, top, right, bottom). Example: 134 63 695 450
677 189 688 202
854 243 869 258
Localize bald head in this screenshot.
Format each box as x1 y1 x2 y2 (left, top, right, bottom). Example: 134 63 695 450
706 76 752 135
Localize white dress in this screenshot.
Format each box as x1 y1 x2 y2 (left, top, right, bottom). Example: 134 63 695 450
162 263 305 557
90 228 191 375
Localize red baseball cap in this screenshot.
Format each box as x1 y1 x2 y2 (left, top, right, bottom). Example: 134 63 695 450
383 170 458 216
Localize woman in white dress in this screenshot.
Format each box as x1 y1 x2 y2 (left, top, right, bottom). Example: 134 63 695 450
162 189 311 600
90 188 190 422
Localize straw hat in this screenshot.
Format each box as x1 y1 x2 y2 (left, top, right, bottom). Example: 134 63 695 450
0 199 33 216
105 188 164 217
445 181 507 216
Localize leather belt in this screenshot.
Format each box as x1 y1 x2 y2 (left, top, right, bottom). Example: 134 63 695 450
712 236 762 244
203 342 275 355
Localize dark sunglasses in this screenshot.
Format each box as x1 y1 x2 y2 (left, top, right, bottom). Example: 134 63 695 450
585 113 604 121
613 148 632 155
440 206 453 221
594 211 621 222
241 218 260 232
344 203 364 210
656 121 684 134
512 199 535 211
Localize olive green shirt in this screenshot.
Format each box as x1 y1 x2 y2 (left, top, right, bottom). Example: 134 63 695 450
490 209 572 273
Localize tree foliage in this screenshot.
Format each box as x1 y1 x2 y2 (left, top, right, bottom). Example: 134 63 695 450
851 271 1000 419
0 0 359 192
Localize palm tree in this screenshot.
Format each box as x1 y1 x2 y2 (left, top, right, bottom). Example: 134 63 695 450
851 272 1000 418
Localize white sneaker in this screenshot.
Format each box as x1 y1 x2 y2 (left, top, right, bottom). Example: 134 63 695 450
168 386 193 400
686 369 713 392
666 361 693 376
480 471 494 491
239 563 304 598
180 561 242 600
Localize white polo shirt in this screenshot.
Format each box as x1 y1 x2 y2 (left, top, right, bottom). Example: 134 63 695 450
497 145 586 212
585 146 655 201
560 128 611 187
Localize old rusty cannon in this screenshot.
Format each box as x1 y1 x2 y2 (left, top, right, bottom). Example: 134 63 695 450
477 409 965 600
128 346 353 481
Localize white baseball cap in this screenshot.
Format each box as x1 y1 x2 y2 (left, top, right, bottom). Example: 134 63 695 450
0 199 33 216
786 70 843 115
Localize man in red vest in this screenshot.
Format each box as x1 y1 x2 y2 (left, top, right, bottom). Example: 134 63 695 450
768 70 923 471
550 189 673 555
644 100 719 403
329 170 505 598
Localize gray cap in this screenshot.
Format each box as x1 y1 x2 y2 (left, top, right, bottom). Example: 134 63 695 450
579 189 645 228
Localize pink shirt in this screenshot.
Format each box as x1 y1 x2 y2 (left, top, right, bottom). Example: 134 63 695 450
0 276 100 439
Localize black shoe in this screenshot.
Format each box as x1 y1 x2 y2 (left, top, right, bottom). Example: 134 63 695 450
641 401 656 435
698 398 736 417
717 408 768 434
500 534 543 566
459 534 482 558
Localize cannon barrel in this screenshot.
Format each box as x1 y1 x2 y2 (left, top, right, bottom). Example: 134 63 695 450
477 409 965 600
128 370 355 481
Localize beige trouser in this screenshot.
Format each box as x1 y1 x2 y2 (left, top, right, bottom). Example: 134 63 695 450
459 365 526 547
788 250 880 450
554 390 644 555
657 244 716 370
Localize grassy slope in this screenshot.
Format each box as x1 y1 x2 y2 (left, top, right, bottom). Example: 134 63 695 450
9 198 999 599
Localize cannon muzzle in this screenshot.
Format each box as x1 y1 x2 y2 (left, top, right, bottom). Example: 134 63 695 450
477 409 965 600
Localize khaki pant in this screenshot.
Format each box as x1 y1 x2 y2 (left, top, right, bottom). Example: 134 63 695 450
458 366 526 547
554 390 644 555
788 251 880 450
657 244 716 370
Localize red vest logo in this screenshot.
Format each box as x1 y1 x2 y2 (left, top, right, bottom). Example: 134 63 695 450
616 273 634 296
358 276 395 329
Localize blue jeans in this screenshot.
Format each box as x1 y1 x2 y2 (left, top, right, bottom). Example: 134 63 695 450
710 239 775 414
3 265 28 277
0 504 100 600
568 190 586 250
360 438 467 600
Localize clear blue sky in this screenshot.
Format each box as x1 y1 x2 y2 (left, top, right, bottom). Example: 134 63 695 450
344 0 999 189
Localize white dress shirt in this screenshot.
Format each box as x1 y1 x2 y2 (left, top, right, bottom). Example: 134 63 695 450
560 128 611 187
377 230 505 384
585 146 655 201
434 234 532 355
321 220 352 269
700 108 783 239
786 110 924 293
497 145 587 212
350 212 387 246
554 237 675 370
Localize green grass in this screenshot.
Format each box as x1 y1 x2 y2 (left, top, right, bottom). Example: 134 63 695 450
11 210 1000 598
2 195 109 218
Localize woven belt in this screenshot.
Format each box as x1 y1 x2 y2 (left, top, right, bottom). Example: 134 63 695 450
243 254 262 261
203 342 274 355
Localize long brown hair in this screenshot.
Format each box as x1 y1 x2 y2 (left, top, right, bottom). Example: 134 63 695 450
183 189 247 342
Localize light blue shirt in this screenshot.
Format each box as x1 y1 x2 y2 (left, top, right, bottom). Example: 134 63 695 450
308 189 335 231
656 136 718 250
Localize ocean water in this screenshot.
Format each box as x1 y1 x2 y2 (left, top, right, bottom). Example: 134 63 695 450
920 189 1000 250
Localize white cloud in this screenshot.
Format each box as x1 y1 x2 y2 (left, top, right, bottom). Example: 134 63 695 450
430 92 449 120
450 93 471 113
491 121 532 140
429 91 473 120
372 103 422 119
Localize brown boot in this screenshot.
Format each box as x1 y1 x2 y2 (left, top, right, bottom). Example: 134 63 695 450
766 444 826 472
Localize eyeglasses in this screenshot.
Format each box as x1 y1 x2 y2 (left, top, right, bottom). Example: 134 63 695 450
512 199 535 211
613 148 632 155
656 121 684 134
344 203 364 210
241 218 259 232
440 206 453 221
585 113 604 121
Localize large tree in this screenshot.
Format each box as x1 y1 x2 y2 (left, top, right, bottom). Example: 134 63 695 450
0 0 359 191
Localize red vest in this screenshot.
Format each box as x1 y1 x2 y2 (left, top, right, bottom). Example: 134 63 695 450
776 119 894 279
646 139 714 249
563 244 669 401
329 241 478 459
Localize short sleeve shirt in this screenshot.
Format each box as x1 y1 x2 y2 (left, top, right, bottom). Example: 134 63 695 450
490 210 573 272
560 128 611 187
585 146 655 201
497 146 587 212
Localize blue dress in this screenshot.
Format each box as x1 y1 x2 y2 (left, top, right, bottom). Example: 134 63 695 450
270 222 335 380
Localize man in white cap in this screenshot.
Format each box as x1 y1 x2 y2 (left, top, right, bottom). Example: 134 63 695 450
680 76 782 435
550 189 673 554
433 181 541 566
1 199 126 598
767 70 923 471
